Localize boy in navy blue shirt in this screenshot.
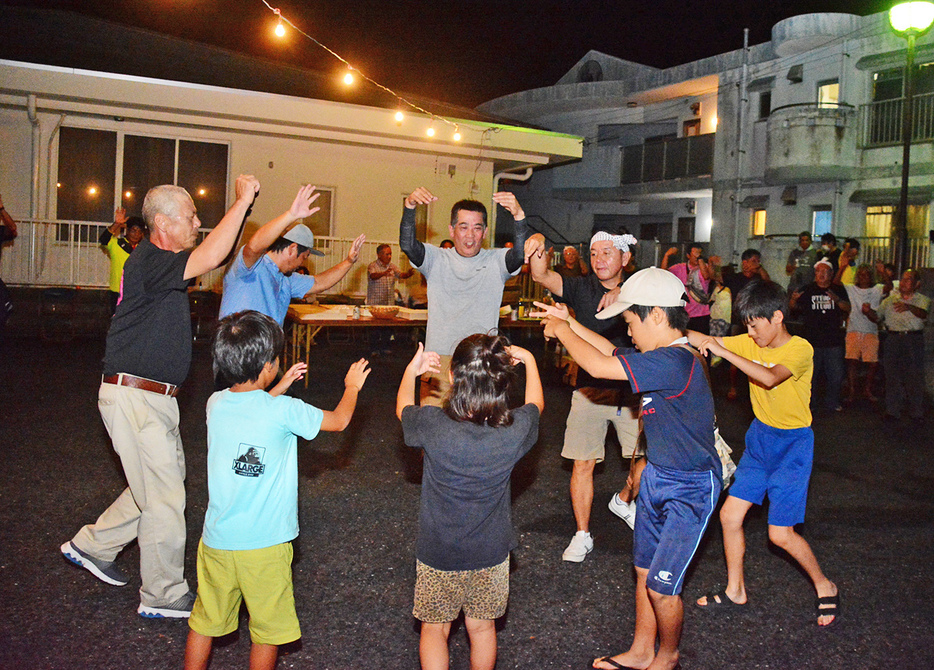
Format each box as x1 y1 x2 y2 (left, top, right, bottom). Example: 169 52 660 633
538 267 720 670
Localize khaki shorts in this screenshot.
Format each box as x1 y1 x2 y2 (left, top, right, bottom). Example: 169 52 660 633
189 540 300 646
561 388 641 462
845 331 879 363
413 557 509 623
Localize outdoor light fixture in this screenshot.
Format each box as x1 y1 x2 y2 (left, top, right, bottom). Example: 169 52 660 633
274 8 285 37
343 67 354 85
395 110 404 124
889 0 934 273
426 123 435 138
453 126 461 141
87 186 98 196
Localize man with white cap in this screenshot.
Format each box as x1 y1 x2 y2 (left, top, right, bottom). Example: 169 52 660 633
219 184 366 325
525 230 642 562
536 267 721 670
789 257 850 412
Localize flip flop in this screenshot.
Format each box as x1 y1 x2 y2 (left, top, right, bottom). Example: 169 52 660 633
816 592 840 628
696 590 747 611
593 657 639 670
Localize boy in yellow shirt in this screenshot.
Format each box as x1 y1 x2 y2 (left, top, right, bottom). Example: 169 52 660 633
687 279 839 628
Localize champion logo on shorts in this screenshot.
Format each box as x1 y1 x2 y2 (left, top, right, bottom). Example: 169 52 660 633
656 570 673 584
232 444 266 477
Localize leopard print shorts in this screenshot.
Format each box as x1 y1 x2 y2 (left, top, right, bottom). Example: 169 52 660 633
413 557 509 622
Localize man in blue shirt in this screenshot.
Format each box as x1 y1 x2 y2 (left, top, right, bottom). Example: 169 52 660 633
219 184 365 325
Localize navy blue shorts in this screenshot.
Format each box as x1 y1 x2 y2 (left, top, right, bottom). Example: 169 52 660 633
729 419 814 527
633 463 721 596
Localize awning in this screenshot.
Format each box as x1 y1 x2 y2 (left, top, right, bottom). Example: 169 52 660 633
739 194 770 208
849 186 934 205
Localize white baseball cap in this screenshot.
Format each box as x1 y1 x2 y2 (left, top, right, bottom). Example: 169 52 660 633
283 224 325 256
596 267 687 320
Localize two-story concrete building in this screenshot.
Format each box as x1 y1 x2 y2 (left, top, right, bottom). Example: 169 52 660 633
480 11 934 279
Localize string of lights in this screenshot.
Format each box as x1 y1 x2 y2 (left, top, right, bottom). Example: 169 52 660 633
260 0 486 143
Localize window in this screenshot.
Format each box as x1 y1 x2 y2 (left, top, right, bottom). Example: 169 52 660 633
751 209 767 236
303 188 334 238
57 128 230 229
758 92 771 120
873 63 934 102
865 204 929 238
812 206 832 237
817 79 839 107
56 127 117 223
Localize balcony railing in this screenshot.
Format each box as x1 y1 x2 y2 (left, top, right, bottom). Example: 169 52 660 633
860 92 934 147
621 133 715 184
0 218 412 297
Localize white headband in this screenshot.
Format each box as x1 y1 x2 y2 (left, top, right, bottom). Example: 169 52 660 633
591 231 637 253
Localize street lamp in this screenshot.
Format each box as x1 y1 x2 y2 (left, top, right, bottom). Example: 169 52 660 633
889 1 934 274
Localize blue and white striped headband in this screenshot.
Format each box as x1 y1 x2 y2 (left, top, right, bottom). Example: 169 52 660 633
590 231 637 253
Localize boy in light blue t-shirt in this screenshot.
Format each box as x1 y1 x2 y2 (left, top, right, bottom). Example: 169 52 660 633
184 310 370 670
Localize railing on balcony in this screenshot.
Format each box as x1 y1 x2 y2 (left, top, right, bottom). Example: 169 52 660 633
0 218 414 297
621 133 715 184
860 92 934 147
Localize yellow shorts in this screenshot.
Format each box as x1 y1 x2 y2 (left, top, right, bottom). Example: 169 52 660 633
189 540 300 646
845 331 879 363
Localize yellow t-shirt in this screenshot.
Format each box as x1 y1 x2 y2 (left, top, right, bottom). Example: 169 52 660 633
722 334 813 429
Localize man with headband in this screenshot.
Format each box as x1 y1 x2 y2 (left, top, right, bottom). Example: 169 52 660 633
525 230 643 562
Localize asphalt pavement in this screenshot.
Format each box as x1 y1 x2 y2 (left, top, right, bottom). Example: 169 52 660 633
0 331 932 669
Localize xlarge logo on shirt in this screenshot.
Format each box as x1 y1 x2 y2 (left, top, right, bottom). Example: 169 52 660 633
232 443 266 477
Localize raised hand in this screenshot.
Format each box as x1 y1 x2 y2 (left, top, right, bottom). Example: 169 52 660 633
529 300 569 321
404 187 438 209
492 192 525 220
345 358 372 390
290 184 321 219
347 233 366 263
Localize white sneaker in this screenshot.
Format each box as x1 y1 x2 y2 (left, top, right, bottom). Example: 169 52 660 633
608 494 637 530
562 531 593 562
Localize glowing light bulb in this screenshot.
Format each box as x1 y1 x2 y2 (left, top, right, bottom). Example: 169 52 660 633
453 127 461 141
87 186 98 196
343 68 354 85
395 110 404 123
198 188 207 196
124 191 132 199
275 20 285 37
426 124 435 137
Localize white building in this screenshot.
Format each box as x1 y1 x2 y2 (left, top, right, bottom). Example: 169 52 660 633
0 8 581 296
480 11 934 280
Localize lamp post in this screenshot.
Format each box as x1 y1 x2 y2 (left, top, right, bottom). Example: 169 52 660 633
890 1 934 274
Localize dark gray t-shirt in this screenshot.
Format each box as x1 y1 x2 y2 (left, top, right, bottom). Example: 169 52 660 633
401 403 540 571
102 238 193 386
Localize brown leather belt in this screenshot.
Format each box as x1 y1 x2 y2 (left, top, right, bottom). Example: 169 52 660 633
102 374 179 397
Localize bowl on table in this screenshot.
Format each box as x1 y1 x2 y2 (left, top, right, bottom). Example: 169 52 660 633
368 306 400 320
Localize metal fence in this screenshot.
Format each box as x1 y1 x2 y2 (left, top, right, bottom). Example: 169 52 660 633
860 92 934 147
0 218 420 298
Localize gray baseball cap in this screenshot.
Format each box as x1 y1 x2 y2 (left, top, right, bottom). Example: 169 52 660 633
283 224 325 256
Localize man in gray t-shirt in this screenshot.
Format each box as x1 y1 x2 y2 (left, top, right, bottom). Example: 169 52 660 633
400 187 528 404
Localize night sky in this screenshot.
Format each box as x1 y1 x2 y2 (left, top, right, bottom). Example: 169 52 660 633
2 0 889 107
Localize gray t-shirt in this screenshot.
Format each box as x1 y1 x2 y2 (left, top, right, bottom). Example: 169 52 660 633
418 245 515 355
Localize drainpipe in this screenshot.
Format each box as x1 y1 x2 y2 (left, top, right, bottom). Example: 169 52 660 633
492 166 534 242
45 114 66 218
27 95 40 220
732 29 750 265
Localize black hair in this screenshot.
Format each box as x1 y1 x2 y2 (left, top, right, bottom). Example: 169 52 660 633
798 231 812 240
687 242 704 254
734 279 788 322
450 200 488 227
444 333 517 427
376 243 391 254
269 236 310 255
126 216 147 232
212 310 284 387
843 237 860 250
440 239 455 248
625 304 690 334
821 232 837 246
740 248 761 261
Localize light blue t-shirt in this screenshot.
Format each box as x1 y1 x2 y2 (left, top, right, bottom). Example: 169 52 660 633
419 245 514 356
203 389 324 551
219 249 316 325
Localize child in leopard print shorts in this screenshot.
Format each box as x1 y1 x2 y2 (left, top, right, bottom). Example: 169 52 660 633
396 334 543 670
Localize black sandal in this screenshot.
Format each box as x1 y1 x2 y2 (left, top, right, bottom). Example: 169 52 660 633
696 590 747 612
816 592 840 627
